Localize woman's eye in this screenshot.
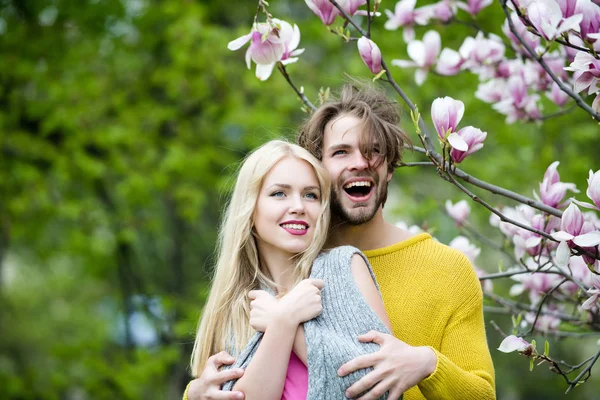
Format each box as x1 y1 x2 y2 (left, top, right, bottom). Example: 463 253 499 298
305 192 319 200
270 191 285 197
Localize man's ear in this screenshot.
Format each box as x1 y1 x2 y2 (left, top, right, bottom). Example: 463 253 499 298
386 170 393 183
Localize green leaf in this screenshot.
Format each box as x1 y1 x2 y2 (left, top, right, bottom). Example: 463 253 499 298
544 340 550 357
372 69 386 82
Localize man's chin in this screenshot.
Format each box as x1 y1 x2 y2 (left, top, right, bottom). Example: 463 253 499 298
335 203 377 225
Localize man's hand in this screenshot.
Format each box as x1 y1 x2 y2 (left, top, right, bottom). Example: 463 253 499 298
248 290 279 332
337 331 437 400
187 351 245 400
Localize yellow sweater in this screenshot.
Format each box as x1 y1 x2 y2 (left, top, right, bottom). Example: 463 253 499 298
364 233 495 400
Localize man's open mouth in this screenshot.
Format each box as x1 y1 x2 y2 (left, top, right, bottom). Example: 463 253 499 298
343 180 374 199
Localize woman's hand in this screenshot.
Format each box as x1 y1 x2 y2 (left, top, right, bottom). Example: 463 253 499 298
278 278 324 325
248 290 279 332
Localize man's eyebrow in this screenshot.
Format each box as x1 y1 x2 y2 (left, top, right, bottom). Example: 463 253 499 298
327 143 352 152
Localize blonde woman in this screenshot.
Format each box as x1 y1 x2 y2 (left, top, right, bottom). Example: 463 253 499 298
187 140 392 400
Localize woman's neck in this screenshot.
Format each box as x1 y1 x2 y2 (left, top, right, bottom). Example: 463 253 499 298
257 244 297 292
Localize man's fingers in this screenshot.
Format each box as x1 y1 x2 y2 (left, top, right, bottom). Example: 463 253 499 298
208 351 235 368
345 370 381 399
387 385 405 400
357 330 386 345
338 353 377 377
355 378 394 400
309 278 325 290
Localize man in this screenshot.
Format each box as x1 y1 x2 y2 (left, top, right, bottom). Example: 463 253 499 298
185 84 495 400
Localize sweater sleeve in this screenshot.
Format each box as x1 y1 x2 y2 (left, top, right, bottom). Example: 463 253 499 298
417 257 495 400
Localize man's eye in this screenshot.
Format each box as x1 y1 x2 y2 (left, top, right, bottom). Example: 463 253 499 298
270 191 285 197
332 150 346 156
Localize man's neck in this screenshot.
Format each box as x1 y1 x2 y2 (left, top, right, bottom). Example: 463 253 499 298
326 209 415 251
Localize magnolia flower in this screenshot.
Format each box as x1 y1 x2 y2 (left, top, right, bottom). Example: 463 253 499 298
527 0 582 41
340 0 368 16
574 0 600 40
445 200 471 226
418 0 456 23
391 30 441 85
503 13 541 54
449 126 487 163
431 96 468 151
556 0 578 18
546 81 569 107
449 236 480 262
538 161 578 208
581 275 600 310
553 202 600 247
384 0 429 42
227 19 304 81
564 51 600 95
588 170 600 209
357 37 382 74
498 335 532 354
457 0 493 16
305 0 340 25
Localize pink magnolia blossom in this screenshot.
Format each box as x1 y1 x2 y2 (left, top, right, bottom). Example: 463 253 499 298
553 203 600 248
457 0 493 16
588 170 600 209
498 335 532 353
503 13 541 54
574 0 600 40
525 311 561 333
445 200 471 225
418 0 456 23
492 75 542 123
339 0 367 16
228 19 304 81
384 0 429 42
538 161 578 208
565 51 600 95
391 30 441 85
555 0 578 18
449 126 487 163
527 0 582 41
430 96 469 151
581 275 600 310
357 37 382 74
449 236 480 262
546 81 570 107
305 0 340 25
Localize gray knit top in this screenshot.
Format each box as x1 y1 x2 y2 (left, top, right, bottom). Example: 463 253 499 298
222 246 391 399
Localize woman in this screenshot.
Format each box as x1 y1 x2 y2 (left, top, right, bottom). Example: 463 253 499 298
189 140 392 400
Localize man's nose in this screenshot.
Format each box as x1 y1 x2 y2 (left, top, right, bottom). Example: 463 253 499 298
348 151 370 171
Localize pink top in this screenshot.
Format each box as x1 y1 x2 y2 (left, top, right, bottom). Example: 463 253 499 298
281 351 308 400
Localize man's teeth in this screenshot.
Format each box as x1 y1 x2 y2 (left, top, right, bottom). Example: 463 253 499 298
281 223 307 230
344 181 372 189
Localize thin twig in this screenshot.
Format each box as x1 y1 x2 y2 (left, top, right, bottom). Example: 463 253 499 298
276 64 316 111
524 278 569 336
566 347 600 393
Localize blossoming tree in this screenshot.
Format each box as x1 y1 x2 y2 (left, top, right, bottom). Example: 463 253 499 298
228 0 600 392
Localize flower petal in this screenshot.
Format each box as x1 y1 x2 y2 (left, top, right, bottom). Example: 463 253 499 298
447 132 469 151
498 335 530 353
228 33 252 51
573 231 600 247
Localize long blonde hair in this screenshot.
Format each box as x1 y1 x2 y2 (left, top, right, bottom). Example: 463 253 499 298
190 140 331 376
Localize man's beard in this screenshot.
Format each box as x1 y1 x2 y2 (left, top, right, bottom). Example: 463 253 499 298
330 177 388 226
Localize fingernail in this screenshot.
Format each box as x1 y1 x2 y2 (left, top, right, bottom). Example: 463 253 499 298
337 368 343 376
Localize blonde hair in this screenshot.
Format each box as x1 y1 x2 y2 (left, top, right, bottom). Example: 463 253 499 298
190 140 331 376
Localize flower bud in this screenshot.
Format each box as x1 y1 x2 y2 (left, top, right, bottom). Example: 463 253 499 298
357 37 383 74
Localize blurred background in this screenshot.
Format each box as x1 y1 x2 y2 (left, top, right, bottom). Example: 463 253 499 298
1 0 599 399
